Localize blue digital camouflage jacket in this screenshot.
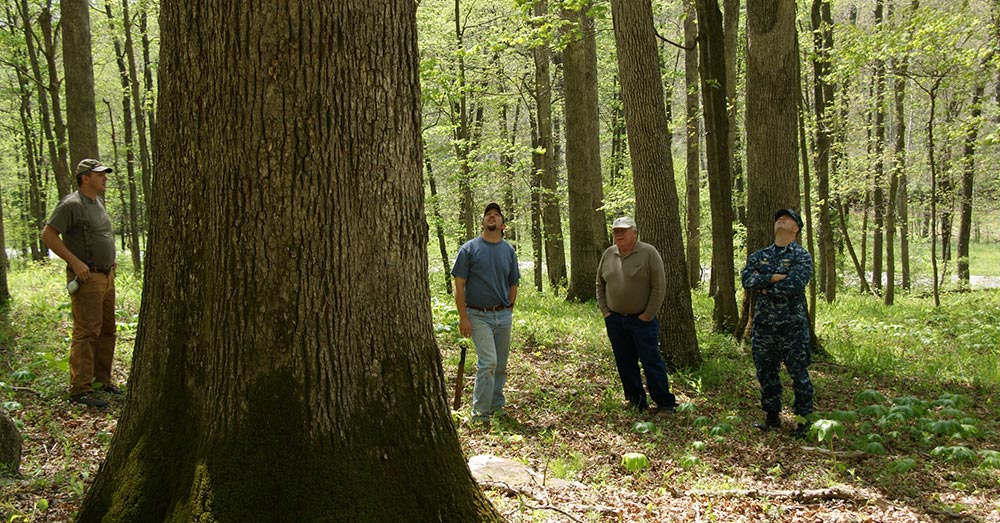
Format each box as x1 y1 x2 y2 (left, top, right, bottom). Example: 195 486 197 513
741 242 813 326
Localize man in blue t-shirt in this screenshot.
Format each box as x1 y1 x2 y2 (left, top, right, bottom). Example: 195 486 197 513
452 202 520 424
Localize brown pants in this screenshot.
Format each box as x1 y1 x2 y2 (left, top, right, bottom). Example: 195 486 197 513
67 270 116 396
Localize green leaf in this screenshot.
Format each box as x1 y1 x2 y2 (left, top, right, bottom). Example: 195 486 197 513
812 419 844 443
690 441 707 451
887 458 918 474
632 421 657 434
925 419 963 437
862 441 887 455
826 410 859 423
621 452 649 473
692 416 713 428
931 445 976 462
676 402 697 414
858 404 888 417
709 423 733 436
854 389 887 405
978 450 1000 470
1 401 22 412
679 454 701 468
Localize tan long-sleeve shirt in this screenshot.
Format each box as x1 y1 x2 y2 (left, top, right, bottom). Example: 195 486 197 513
596 240 665 317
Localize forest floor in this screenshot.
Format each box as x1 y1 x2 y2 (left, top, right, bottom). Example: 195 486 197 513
1 263 999 522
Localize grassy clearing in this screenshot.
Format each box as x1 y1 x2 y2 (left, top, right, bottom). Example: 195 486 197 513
1 263 998 521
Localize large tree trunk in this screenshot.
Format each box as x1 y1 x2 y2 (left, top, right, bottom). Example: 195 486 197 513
563 3 608 302
723 0 743 228
745 0 800 252
77 2 500 520
684 0 701 291
811 0 836 302
696 0 738 334
61 0 100 164
534 0 567 291
611 0 701 367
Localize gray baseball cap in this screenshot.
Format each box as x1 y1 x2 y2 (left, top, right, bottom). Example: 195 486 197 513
612 216 637 229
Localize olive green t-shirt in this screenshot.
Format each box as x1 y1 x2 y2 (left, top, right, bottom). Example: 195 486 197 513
47 191 116 268
596 240 666 317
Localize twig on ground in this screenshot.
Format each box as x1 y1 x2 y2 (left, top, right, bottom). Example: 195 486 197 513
685 485 870 503
799 446 867 458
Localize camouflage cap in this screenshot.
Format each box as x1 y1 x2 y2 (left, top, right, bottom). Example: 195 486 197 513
76 159 112 175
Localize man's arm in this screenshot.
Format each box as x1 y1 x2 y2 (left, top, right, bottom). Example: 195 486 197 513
595 253 610 317
641 248 666 321
766 249 813 296
741 250 772 291
41 225 91 281
508 285 518 308
454 276 471 338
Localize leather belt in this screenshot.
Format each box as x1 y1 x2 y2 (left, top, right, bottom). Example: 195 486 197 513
467 304 512 312
90 265 114 274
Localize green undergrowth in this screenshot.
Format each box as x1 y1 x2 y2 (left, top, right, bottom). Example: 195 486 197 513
433 279 1000 520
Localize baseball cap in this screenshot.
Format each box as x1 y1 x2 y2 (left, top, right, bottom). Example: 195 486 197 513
774 208 803 228
483 202 504 220
76 159 112 175
612 216 637 229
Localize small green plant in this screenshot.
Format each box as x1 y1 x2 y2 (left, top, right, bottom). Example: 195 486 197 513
621 452 649 473
887 458 918 474
632 421 657 434
977 450 1000 470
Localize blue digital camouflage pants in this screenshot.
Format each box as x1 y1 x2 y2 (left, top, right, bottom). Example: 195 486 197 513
751 321 814 416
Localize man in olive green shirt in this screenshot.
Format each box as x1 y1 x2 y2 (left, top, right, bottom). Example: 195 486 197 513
596 216 677 417
42 159 119 408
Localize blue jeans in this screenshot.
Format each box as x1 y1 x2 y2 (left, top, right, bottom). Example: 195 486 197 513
468 308 513 421
604 312 676 410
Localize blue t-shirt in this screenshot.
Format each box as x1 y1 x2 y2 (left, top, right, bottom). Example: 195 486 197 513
451 236 520 308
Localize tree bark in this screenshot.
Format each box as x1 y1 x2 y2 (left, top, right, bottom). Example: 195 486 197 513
745 0 800 252
610 75 627 181
530 109 544 292
696 0 739 334
121 0 152 206
723 0 743 228
684 0 701 291
870 0 887 293
811 0 836 302
61 0 100 165
77 2 501 520
425 156 452 295
563 3 608 302
36 5 73 198
533 0 567 291
611 0 701 367
453 0 476 242
103 0 143 275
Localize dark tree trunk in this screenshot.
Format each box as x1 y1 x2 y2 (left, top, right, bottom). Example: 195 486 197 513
0 179 8 306
696 0 738 334
18 0 70 199
77 2 500 520
925 78 943 306
121 0 152 206
563 3 608 302
870 0 887 293
684 0 701 291
530 110 544 292
811 0 836 302
609 75 627 181
13 62 45 261
534 0 567 291
611 0 701 367
61 0 100 164
724 0 743 228
425 156 452 295
103 0 143 275
453 0 476 242
36 5 73 198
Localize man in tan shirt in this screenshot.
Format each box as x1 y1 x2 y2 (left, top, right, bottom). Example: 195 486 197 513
596 216 677 417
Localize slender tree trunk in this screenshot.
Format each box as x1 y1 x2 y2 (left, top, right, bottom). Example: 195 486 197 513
926 79 943 307
425 156 452 295
77 2 500 520
811 0 836 302
724 0 743 228
611 0 701 367
37 5 73 198
122 0 152 205
957 83 984 287
61 0 100 164
563 3 608 302
453 0 475 242
14 65 45 261
533 0 567 291
103 99 133 263
870 0 887 293
104 0 143 274
684 0 701 291
530 110 544 292
696 0 738 334
0 180 9 306
609 75 626 181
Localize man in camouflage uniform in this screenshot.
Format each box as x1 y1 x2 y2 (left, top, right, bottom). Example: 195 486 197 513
741 208 814 438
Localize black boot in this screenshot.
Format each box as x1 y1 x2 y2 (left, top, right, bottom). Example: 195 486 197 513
754 411 781 431
793 422 810 439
